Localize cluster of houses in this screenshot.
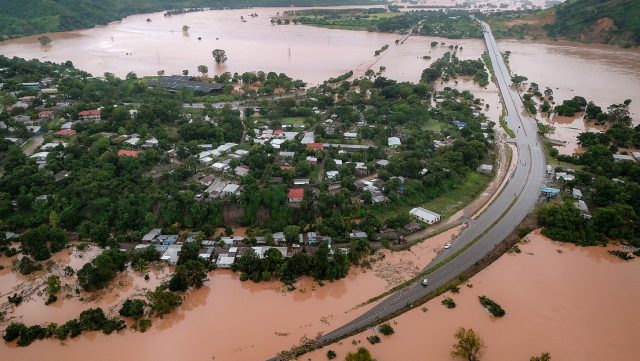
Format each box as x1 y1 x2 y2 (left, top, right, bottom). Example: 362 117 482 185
130 228 347 269
543 166 591 218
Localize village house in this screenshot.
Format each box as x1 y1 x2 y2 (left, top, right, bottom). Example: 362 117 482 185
288 188 304 203
38 110 55 120
388 137 401 148
409 207 441 225
78 109 101 121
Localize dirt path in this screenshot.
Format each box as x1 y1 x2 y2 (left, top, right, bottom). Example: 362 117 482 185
21 135 44 156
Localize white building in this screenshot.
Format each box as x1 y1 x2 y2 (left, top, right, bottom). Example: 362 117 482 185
388 137 401 148
409 207 441 225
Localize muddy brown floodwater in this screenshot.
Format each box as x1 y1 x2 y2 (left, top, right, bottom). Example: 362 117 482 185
499 39 640 155
0 228 461 361
306 230 640 361
0 7 487 87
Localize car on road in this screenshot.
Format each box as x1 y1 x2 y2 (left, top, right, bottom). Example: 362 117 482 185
444 243 451 249
421 278 429 287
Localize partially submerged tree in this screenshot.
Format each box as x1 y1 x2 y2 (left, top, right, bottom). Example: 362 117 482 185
38 36 51 46
451 327 484 361
212 49 228 64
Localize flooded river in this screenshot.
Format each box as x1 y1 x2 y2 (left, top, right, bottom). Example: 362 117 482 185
0 7 484 86
498 39 640 154
306 230 640 361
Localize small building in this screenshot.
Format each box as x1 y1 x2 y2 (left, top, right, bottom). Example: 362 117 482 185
409 207 441 225
388 137 401 148
344 132 358 140
376 159 389 167
613 153 635 162
234 165 250 177
118 149 140 158
142 228 162 242
555 172 575 182
78 109 101 122
541 186 561 198
293 179 310 187
288 188 304 203
632 152 640 161
349 231 368 239
572 188 583 200
301 132 315 144
476 164 493 175
161 244 182 264
279 151 295 158
574 200 592 219
306 156 318 165
326 170 339 181
221 183 241 196
307 143 324 151
38 110 55 120
452 120 467 129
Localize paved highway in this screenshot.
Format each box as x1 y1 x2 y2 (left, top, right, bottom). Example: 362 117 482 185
279 21 547 355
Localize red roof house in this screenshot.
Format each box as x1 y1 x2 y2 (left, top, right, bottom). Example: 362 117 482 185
307 143 324 150
118 149 140 158
38 110 54 119
55 129 77 136
78 109 101 121
288 188 304 203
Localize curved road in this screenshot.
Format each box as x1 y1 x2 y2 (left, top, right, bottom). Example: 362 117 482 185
275 22 547 356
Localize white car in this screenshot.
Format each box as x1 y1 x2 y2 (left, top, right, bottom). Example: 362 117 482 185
444 243 452 249
421 278 429 287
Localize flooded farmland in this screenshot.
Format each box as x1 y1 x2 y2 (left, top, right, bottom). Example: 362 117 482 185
305 230 640 361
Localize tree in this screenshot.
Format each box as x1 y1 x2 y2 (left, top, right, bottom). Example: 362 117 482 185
531 352 551 361
378 323 394 335
451 327 484 361
182 25 190 33
197 65 208 76
38 36 51 46
212 49 228 64
45 275 61 304
345 347 376 361
283 225 300 245
511 74 528 87
119 299 146 320
147 287 182 317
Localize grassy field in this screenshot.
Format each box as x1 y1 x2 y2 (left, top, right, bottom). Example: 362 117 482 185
280 116 308 126
374 172 491 222
293 11 401 31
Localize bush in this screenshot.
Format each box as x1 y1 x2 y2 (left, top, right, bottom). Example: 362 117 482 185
137 319 152 333
608 250 634 261
119 299 146 320
378 323 395 335
3 322 27 342
327 350 337 359
8 293 23 306
366 335 381 344
478 296 506 317
16 256 42 275
442 297 456 308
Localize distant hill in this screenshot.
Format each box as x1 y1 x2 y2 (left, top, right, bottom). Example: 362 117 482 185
487 0 640 47
0 0 385 39
545 0 640 46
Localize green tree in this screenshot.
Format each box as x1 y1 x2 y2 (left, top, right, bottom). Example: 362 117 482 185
345 347 376 361
451 327 484 361
530 352 551 361
212 49 228 64
147 287 182 317
197 65 208 76
283 225 300 245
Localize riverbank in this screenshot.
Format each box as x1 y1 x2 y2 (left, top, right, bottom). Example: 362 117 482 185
305 230 640 360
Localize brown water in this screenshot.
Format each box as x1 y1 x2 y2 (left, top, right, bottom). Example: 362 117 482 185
306 230 640 361
499 39 640 154
0 7 483 87
0 228 461 360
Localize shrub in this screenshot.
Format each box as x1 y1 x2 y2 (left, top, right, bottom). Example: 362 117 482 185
327 350 337 359
366 335 381 344
378 323 395 335
478 296 506 317
442 297 456 308
137 319 152 333
119 299 146 320
608 250 634 261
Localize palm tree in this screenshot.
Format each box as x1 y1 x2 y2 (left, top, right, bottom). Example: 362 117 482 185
451 327 484 361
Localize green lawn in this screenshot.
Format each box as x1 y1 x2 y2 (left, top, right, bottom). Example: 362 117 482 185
374 172 491 221
280 116 308 126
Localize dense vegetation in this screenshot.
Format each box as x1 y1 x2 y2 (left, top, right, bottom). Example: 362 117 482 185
0 0 384 39
539 120 640 247
421 52 489 87
478 295 505 317
376 10 483 39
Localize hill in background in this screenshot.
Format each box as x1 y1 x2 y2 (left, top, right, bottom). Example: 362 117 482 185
487 0 640 47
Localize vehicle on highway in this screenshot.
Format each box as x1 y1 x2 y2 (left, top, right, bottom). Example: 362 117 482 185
421 278 429 287
444 243 451 249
